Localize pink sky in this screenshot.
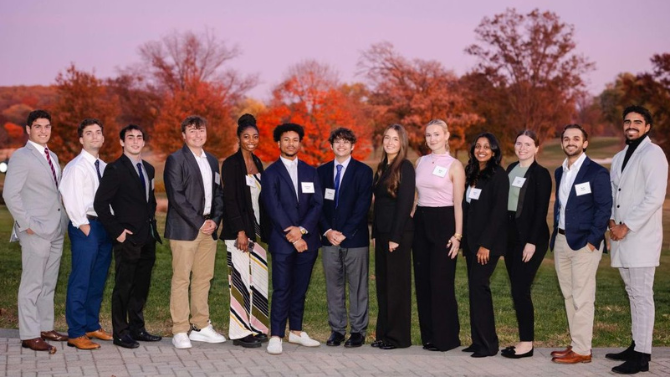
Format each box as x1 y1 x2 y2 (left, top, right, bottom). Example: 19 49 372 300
1 0 669 100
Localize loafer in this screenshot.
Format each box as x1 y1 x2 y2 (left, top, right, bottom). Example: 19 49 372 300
131 330 162 342
40 330 68 342
344 333 364 348
288 331 320 347
552 350 592 364
371 339 384 348
267 336 282 355
22 338 57 354
379 342 397 350
501 347 533 359
85 328 113 341
254 333 269 343
113 334 139 349
326 331 345 346
67 336 101 350
550 346 572 357
471 352 495 358
233 334 262 348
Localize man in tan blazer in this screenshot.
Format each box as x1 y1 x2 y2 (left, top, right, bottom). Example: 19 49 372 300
607 105 668 374
3 110 69 354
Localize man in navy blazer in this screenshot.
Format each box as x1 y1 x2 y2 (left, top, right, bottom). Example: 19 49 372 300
317 128 373 348
549 124 612 365
261 123 323 355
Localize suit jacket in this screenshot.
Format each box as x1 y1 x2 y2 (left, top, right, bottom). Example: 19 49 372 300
3 142 68 241
220 149 269 242
372 159 415 243
610 137 668 267
462 165 509 256
94 154 162 245
506 160 552 251
317 158 373 248
261 158 323 254
550 156 611 251
163 144 224 241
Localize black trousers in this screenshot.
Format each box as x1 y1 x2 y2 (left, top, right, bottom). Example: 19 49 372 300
412 206 460 351
111 239 156 339
464 249 500 356
505 215 548 341
375 230 412 348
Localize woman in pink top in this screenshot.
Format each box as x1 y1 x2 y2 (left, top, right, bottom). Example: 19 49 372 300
412 119 465 352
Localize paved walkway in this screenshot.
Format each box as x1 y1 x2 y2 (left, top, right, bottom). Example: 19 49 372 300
1 329 669 376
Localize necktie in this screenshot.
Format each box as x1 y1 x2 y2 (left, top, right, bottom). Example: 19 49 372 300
334 164 343 208
44 147 58 187
94 159 102 181
137 162 147 201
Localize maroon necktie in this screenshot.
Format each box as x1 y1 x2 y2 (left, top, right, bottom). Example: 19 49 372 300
44 147 58 187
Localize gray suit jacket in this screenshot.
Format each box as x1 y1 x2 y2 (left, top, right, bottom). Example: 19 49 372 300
3 142 68 241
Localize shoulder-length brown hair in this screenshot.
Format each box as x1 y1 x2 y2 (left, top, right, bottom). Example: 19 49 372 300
374 124 409 198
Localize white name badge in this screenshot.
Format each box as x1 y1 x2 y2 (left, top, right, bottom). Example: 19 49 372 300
151 178 155 190
246 175 256 187
575 182 592 196
512 176 526 188
468 188 482 200
301 182 315 193
215 172 221 185
432 165 448 177
324 188 336 200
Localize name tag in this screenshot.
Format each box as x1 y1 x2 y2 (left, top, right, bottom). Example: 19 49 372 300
245 175 255 187
324 188 335 200
151 178 155 190
432 165 448 177
301 182 315 194
468 188 482 200
215 172 221 185
575 182 591 196
512 176 526 188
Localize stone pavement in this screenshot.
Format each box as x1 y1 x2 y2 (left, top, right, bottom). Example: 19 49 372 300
1 329 669 376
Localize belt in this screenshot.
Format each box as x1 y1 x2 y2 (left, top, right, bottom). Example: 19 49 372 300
86 215 98 221
203 214 211 220
558 228 565 235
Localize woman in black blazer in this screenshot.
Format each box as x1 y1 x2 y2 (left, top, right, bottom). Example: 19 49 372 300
371 124 415 350
501 130 552 359
220 114 270 348
462 132 509 358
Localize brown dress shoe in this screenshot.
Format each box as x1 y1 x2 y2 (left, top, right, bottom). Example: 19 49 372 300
41 330 68 342
86 328 113 341
67 336 101 350
552 350 592 364
22 338 57 354
550 346 572 357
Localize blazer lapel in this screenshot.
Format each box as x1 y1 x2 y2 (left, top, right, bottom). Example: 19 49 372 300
275 159 299 202
182 145 205 194
121 154 146 199
339 160 355 196
618 137 650 187
569 157 591 203
26 143 58 190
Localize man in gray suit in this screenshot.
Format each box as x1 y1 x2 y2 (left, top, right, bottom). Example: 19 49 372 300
3 110 69 354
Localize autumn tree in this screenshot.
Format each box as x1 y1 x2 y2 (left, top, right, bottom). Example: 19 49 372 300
465 8 594 150
359 42 479 155
255 60 373 165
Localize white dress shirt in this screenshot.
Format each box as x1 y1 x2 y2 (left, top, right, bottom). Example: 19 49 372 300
60 149 106 228
558 152 587 230
280 156 299 201
191 149 213 215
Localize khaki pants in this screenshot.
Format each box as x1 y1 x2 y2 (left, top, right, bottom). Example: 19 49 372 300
169 232 217 334
554 234 602 355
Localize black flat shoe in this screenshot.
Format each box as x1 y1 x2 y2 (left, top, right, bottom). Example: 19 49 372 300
379 342 397 350
131 330 162 342
233 334 262 348
326 331 345 346
371 339 384 348
253 333 269 343
471 352 494 358
344 333 364 348
423 343 439 351
462 345 477 353
501 347 533 359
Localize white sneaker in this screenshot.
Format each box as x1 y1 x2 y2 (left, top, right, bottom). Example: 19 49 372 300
189 324 227 343
288 331 320 347
267 336 282 355
172 333 192 349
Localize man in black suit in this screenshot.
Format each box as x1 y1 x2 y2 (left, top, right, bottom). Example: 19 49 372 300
317 128 373 348
94 124 162 349
164 115 226 350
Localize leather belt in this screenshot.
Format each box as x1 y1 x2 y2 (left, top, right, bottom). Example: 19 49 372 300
86 215 98 221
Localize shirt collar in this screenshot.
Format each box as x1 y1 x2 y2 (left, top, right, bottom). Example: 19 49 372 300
190 148 207 160
28 140 48 152
80 149 99 164
334 156 351 169
562 152 587 172
280 156 299 168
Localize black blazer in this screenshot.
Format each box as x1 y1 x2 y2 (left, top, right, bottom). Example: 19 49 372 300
94 154 162 245
372 159 415 243
317 158 373 248
462 165 509 256
506 161 552 251
163 144 224 241
220 149 269 242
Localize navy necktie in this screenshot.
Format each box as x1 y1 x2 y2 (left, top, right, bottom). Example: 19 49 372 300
137 162 147 201
95 159 102 181
334 164 343 208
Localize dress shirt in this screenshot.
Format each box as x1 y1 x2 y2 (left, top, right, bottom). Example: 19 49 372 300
60 150 106 228
127 154 149 201
28 140 60 177
333 156 351 185
280 156 299 201
558 152 587 230
191 149 213 215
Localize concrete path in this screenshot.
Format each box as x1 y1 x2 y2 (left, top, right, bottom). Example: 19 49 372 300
2 329 669 376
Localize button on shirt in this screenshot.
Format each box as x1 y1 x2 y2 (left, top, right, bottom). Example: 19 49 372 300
280 156 299 201
59 150 106 228
191 150 213 215
558 152 587 230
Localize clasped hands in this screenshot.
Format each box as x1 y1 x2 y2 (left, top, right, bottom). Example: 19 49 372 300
285 226 308 252
200 219 217 235
325 230 347 246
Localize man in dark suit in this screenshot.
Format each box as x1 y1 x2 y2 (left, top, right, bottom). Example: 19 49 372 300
94 124 162 349
317 128 372 348
164 115 226 349
261 123 323 355
549 124 612 364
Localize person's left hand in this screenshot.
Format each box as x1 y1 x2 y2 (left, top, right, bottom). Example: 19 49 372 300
284 226 303 243
389 241 399 252
522 243 536 263
610 223 629 241
476 246 490 265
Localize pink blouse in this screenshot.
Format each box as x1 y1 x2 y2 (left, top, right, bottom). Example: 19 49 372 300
415 153 456 207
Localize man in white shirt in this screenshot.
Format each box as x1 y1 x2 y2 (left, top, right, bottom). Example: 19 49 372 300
60 119 113 350
163 115 225 349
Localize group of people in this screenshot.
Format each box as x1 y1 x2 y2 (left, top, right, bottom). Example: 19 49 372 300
3 105 666 375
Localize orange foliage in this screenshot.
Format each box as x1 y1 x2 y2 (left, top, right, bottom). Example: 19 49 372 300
3 122 25 147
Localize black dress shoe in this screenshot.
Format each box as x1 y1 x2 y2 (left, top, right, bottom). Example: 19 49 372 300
612 351 650 374
253 333 269 343
114 335 139 349
371 339 384 348
344 333 364 348
607 341 637 361
471 352 495 358
379 342 397 350
326 331 345 346
131 330 162 342
233 334 262 348
423 342 439 351
501 347 533 359
462 345 477 353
